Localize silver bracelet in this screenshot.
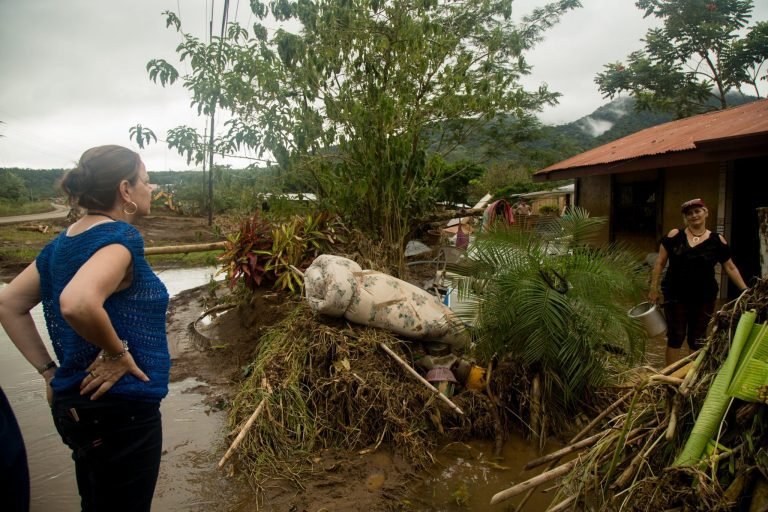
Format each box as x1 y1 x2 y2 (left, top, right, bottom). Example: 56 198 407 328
99 340 129 361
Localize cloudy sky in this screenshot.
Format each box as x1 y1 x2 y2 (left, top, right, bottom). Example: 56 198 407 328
1 0 766 171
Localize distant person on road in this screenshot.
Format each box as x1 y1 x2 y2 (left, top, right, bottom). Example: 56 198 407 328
648 198 748 366
514 199 532 217
0 145 170 512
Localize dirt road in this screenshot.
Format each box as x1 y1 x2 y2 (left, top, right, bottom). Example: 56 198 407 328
0 203 69 224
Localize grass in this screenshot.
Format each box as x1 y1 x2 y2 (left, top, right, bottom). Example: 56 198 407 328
0 200 57 216
0 247 41 263
0 224 60 243
146 250 223 269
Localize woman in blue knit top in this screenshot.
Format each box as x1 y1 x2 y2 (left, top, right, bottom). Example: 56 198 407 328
0 145 169 511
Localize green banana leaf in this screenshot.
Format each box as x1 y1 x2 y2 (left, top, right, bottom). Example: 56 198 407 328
727 322 768 402
673 310 757 467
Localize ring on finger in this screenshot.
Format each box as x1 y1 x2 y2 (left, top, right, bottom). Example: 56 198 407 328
90 370 98 378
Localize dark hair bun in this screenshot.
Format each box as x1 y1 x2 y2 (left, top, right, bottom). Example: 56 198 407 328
59 145 140 209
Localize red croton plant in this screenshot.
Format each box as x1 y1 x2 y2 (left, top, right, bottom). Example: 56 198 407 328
219 211 342 294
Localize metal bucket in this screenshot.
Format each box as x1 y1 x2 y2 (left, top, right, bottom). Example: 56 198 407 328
628 302 667 337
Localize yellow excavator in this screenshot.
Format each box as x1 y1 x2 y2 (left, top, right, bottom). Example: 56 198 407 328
152 189 180 213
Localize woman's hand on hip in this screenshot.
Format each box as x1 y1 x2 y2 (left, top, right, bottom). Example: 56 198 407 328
80 352 149 400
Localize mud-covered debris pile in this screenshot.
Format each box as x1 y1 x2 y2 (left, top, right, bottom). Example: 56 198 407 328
222 302 504 488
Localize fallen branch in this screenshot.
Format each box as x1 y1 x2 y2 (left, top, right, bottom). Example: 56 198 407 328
218 379 271 469
491 458 581 505
17 224 49 233
379 342 463 415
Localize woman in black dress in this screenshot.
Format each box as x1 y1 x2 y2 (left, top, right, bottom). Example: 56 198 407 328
649 198 748 366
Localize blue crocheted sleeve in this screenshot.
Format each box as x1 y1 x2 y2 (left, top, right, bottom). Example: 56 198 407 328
37 222 170 401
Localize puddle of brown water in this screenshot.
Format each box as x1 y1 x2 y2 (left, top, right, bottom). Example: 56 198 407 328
403 436 564 511
153 378 251 511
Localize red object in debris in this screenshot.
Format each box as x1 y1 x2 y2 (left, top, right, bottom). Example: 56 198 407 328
455 224 469 249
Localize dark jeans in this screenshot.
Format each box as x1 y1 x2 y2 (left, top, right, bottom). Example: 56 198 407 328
51 390 162 512
664 301 715 350
0 387 30 512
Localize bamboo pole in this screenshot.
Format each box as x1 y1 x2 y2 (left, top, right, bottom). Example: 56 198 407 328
666 394 681 441
679 346 707 397
648 375 684 386
612 420 667 490
525 431 607 471
144 241 226 255
379 342 463 415
490 458 580 505
546 494 577 512
513 350 701 511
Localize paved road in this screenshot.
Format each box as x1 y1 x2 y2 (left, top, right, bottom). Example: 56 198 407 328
0 203 69 225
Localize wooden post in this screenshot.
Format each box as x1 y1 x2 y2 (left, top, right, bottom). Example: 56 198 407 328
144 241 226 255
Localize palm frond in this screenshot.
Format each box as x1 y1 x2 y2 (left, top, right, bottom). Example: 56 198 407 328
448 208 647 414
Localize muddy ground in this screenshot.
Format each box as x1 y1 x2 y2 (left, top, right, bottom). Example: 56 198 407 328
167 278 419 511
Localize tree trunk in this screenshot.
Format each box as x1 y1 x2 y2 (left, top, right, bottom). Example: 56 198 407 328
530 372 542 448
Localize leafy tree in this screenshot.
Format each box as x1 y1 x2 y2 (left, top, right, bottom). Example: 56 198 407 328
449 208 646 433
430 157 485 207
0 170 28 201
595 0 768 117
144 0 581 270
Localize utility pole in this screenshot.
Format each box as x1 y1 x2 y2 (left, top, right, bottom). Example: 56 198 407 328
205 0 230 226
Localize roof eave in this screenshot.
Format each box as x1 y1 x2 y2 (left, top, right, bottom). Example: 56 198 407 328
534 140 768 182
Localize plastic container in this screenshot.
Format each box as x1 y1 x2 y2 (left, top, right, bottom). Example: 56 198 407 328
426 368 458 397
465 365 487 391
628 302 667 337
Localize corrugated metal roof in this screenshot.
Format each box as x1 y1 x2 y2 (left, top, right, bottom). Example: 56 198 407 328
536 99 768 176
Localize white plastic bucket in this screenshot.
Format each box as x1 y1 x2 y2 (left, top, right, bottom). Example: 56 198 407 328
628 302 667 337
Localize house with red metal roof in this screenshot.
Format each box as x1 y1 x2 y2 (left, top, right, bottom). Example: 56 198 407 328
534 99 768 295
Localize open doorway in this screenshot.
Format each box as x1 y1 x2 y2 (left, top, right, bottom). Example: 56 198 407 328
729 156 768 295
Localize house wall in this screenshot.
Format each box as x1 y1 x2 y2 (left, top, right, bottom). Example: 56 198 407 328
577 164 720 255
661 163 720 234
578 174 612 245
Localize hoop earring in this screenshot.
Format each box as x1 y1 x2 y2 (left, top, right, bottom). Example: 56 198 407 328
123 201 138 215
